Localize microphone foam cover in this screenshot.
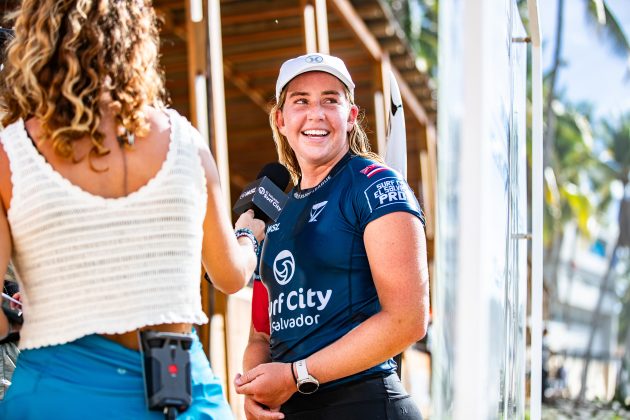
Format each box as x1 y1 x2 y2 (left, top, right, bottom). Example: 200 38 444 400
256 162 290 190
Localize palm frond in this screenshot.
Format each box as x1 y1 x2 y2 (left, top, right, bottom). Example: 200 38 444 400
585 0 630 58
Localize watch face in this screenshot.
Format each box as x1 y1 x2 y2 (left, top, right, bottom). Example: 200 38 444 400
298 380 319 394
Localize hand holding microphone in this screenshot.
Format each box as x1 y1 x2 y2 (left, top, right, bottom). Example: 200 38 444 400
233 162 290 236
232 162 290 254
235 210 266 245
205 163 290 284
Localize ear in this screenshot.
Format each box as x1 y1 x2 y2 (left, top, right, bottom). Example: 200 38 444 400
276 109 287 136
346 104 359 133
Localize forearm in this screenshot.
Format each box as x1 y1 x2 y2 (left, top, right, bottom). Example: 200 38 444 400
306 307 427 384
237 332 296 410
243 333 272 372
202 237 256 295
200 144 265 295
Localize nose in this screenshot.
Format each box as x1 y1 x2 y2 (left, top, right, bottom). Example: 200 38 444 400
306 103 324 120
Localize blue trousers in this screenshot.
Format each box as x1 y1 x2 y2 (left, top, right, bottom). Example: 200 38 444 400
0 332 233 419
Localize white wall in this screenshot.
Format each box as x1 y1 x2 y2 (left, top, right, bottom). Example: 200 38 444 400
433 0 528 418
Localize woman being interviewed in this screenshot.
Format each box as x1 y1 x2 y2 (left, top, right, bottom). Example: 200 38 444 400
235 53 429 419
0 1 264 418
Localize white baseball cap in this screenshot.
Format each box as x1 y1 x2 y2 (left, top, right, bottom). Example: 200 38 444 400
275 53 355 101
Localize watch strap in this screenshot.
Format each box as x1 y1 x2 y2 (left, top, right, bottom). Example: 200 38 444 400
295 359 309 380
290 361 298 384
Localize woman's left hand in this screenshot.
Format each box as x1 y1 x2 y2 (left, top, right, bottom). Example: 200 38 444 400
234 362 296 408
243 395 284 420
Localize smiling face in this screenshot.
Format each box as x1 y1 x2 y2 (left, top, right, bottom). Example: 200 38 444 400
275 71 358 178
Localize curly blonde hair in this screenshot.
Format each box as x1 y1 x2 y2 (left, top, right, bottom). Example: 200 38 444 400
0 0 165 162
269 85 382 185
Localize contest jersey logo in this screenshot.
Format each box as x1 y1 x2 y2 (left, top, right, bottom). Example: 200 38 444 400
308 201 328 223
364 177 411 212
360 163 388 178
273 250 295 285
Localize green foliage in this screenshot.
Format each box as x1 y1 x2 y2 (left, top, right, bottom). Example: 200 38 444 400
540 0 630 259
542 95 598 245
588 112 630 226
561 184 593 237
585 1 630 62
600 113 630 182
387 0 439 78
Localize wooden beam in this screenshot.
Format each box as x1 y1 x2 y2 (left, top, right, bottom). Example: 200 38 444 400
226 45 307 63
303 1 317 53
221 7 301 26
185 1 207 127
223 60 271 112
156 6 188 42
374 55 389 156
186 0 211 363
422 124 437 240
391 67 428 126
222 26 303 46
315 0 330 53
329 0 382 61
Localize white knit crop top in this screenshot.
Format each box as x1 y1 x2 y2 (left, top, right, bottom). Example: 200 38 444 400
1 109 210 350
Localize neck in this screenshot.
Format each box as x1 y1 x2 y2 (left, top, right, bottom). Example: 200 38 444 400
299 149 349 190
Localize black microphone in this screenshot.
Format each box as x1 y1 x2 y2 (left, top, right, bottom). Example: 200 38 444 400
233 162 290 224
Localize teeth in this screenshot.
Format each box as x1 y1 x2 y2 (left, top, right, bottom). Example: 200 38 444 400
303 130 328 136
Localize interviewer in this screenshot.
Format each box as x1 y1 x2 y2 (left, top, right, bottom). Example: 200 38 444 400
0 1 263 417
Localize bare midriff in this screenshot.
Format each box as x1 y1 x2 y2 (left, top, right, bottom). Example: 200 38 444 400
102 322 193 350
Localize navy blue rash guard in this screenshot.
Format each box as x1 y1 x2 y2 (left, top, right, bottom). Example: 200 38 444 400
257 153 425 390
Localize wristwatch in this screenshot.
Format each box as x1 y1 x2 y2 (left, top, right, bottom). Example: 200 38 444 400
294 359 319 394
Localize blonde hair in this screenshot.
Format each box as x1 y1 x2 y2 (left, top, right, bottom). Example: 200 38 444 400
269 85 381 185
0 0 165 162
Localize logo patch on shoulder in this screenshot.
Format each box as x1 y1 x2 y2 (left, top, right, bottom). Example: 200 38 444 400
364 177 410 212
360 163 388 178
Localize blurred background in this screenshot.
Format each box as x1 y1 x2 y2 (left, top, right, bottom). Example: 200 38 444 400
534 0 629 417
429 0 629 417
1 0 628 419
432 0 629 417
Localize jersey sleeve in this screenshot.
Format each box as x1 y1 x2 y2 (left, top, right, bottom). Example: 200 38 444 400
351 162 425 230
251 279 270 335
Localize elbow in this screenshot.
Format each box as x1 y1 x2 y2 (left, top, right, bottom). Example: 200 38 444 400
218 277 248 295
205 257 252 295
413 319 428 343
405 309 429 345
406 322 426 345
208 270 249 295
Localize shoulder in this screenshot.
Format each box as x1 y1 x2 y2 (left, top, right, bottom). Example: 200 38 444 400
147 106 190 140
0 119 27 179
161 107 208 151
144 106 171 132
0 119 26 146
345 155 405 188
344 155 424 225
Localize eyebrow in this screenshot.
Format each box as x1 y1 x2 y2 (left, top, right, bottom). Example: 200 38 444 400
288 90 342 98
